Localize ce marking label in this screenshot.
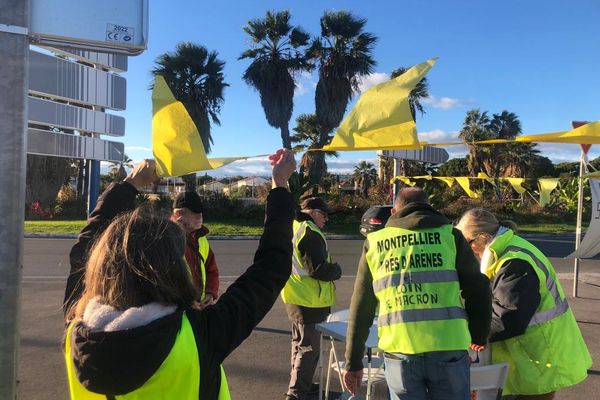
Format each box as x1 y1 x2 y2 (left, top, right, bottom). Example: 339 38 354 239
106 24 135 44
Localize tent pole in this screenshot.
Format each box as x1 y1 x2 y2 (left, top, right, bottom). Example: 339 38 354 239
573 148 585 298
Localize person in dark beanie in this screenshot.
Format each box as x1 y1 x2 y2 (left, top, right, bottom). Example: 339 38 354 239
172 191 220 307
281 197 343 400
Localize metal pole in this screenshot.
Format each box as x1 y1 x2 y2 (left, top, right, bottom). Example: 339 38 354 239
571 121 589 298
0 0 29 398
392 158 399 203
573 147 585 297
87 159 101 214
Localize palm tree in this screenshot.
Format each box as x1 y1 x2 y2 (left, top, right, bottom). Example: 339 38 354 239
353 161 377 196
459 109 491 176
108 154 134 181
240 10 311 148
152 42 228 191
390 66 430 120
290 114 338 182
483 110 522 179
308 10 377 182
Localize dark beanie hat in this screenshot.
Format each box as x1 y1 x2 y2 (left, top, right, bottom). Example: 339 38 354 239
300 197 332 214
173 192 205 213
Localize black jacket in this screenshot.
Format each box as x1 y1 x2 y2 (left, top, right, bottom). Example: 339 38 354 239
64 182 294 399
284 212 342 324
488 258 541 342
345 203 492 371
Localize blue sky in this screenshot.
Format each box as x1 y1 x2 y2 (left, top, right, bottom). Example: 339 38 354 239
117 0 600 176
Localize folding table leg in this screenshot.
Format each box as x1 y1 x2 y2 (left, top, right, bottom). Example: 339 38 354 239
366 348 372 400
319 334 323 400
325 344 334 400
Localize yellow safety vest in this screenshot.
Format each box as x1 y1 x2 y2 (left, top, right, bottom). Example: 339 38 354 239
64 312 230 399
365 224 471 354
197 236 210 300
486 230 592 396
281 220 336 307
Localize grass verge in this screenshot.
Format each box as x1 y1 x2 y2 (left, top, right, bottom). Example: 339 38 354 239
25 220 579 236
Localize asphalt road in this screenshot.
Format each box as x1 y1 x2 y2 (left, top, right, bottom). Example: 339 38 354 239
17 235 600 399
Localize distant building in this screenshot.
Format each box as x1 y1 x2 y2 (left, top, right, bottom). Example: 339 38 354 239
223 176 269 198
201 180 226 193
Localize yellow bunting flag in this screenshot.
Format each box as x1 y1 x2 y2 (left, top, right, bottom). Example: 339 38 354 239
455 177 478 198
583 170 600 179
323 58 438 151
506 178 526 195
391 176 416 186
538 178 560 207
516 121 600 144
152 76 254 177
413 175 433 180
477 172 495 186
433 177 455 188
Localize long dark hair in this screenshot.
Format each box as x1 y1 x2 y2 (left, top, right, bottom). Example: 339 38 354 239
68 207 196 320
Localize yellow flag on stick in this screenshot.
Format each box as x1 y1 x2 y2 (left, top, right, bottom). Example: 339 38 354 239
455 177 478 198
152 76 254 177
506 178 526 195
323 58 438 151
538 178 560 207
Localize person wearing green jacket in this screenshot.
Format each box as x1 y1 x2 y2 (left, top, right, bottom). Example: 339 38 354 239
456 208 592 399
344 188 492 399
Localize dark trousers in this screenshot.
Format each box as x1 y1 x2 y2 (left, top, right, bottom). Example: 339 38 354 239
286 322 321 400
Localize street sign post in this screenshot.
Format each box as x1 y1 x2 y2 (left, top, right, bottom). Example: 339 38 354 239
0 2 29 398
29 0 148 55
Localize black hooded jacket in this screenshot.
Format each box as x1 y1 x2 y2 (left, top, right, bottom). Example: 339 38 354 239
64 182 294 399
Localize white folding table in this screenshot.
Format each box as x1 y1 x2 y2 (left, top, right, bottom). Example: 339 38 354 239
315 320 380 400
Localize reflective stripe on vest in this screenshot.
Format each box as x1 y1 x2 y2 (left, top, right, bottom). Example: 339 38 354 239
488 231 592 395
366 224 470 354
197 236 209 300
502 246 569 326
280 220 336 307
64 312 231 399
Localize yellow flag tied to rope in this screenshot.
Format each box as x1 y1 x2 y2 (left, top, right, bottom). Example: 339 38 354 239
152 76 253 177
506 178 526 194
434 177 455 188
323 58 438 151
517 121 600 144
538 178 560 207
455 177 478 198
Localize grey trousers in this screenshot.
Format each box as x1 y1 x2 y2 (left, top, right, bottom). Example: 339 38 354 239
286 322 321 400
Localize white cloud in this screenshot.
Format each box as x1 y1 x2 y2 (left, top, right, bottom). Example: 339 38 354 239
125 146 152 152
422 95 470 110
294 71 316 96
358 72 390 93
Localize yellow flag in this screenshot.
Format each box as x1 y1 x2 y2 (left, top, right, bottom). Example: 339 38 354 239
582 171 600 179
433 177 454 188
152 76 253 177
413 175 433 180
516 121 600 144
477 172 495 186
323 58 437 151
506 178 526 195
538 178 560 207
390 176 416 186
455 177 478 198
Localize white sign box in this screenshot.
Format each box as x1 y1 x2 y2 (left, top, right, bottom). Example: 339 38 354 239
29 0 148 55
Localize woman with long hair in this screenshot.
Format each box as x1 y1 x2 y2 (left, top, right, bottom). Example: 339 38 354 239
455 208 591 400
63 149 296 399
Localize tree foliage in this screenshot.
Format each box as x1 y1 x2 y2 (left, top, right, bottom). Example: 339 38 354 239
240 10 311 148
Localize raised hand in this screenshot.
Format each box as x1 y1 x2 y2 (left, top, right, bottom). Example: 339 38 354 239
270 148 296 188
